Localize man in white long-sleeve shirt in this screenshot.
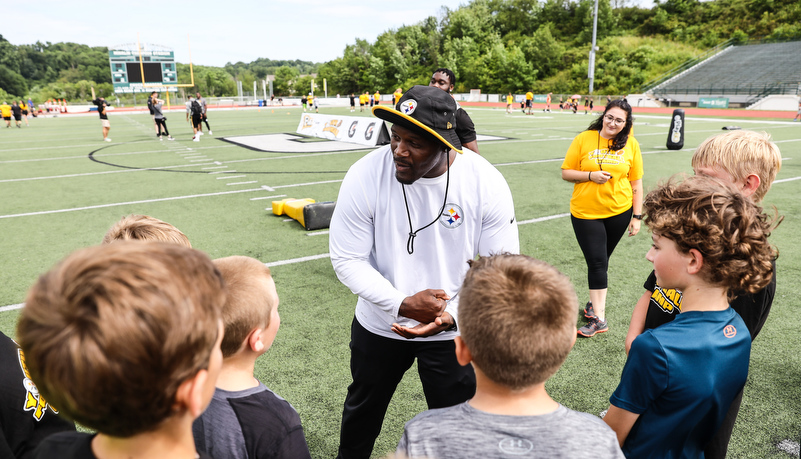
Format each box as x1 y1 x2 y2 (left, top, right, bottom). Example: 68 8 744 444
329 85 519 459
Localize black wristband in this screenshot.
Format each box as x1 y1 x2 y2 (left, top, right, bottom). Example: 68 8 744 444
632 214 643 220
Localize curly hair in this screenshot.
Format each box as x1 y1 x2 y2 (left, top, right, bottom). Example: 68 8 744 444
586 99 633 150
644 175 778 298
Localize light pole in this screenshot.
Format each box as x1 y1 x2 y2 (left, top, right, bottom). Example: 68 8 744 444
588 0 600 95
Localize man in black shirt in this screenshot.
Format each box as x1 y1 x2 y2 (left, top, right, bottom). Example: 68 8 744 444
428 68 479 154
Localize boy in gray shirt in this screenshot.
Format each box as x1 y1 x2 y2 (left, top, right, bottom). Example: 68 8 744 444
397 254 624 458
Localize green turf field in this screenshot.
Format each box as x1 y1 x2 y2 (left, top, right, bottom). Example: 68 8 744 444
1 105 799 458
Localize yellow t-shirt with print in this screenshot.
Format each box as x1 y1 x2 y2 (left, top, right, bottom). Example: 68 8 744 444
525 92 533 100
506 95 513 104
374 92 380 102
0 104 10 117
561 129 644 219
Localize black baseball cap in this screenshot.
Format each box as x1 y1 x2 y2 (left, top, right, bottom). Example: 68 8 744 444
372 85 463 153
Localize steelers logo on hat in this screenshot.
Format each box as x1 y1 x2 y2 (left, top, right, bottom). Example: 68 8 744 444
400 100 417 115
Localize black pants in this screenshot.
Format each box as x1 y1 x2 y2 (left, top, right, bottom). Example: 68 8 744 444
336 317 475 459
201 113 211 130
155 118 169 137
571 208 632 290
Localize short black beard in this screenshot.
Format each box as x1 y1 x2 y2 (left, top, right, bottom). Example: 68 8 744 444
394 171 415 185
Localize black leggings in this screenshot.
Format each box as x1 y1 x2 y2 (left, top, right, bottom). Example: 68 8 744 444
571 208 632 290
155 118 169 136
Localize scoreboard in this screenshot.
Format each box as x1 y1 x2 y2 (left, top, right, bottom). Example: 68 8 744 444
109 49 178 93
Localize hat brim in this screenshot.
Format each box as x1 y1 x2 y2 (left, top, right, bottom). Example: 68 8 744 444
372 105 463 154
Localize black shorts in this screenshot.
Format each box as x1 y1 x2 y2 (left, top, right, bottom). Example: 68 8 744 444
192 114 202 128
13 115 21 121
525 100 532 108
22 110 28 115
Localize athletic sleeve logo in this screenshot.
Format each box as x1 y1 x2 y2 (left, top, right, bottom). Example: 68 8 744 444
723 325 737 338
400 100 417 115
17 348 59 421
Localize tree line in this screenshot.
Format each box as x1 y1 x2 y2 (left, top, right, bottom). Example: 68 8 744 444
0 0 798 102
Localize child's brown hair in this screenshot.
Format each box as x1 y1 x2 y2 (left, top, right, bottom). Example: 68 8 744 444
17 242 224 437
213 256 276 358
644 175 777 297
102 214 191 247
459 254 577 390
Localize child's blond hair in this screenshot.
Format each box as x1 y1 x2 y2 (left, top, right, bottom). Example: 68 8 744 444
691 130 781 202
102 214 191 247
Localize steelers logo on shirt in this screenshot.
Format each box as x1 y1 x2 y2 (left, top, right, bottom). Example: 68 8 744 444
440 204 464 229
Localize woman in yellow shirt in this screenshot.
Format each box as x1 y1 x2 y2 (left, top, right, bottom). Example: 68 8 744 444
561 99 643 337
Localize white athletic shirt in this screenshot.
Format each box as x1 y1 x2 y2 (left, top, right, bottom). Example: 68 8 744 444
330 144 519 341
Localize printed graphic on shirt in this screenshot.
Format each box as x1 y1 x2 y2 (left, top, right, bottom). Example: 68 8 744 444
588 148 625 168
650 284 682 314
498 437 534 455
440 203 464 229
18 348 58 421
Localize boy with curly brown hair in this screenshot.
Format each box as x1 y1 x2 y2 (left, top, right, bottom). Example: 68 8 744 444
604 175 777 458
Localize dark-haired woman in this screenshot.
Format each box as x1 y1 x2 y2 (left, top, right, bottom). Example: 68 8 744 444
560 100 643 337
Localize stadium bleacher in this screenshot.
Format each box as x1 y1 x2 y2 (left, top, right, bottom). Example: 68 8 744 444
649 41 801 108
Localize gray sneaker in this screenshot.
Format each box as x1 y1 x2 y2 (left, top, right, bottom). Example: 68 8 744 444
578 317 608 337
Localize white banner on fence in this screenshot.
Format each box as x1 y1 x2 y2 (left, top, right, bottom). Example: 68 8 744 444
296 113 389 147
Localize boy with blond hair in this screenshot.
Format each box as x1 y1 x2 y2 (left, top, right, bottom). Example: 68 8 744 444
102 214 191 247
397 254 623 458
623 130 781 458
18 242 225 459
193 256 311 459
606 175 777 457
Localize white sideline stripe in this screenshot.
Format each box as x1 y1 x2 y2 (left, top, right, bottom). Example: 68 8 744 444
774 175 801 184
0 303 24 312
307 231 330 236
0 144 234 161
250 195 286 200
518 213 570 225
216 175 246 179
227 181 257 185
777 440 799 456
0 188 265 219
265 253 331 267
273 179 343 189
202 166 228 170
0 162 216 183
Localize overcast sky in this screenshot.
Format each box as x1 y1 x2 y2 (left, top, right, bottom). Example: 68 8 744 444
3 0 654 67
